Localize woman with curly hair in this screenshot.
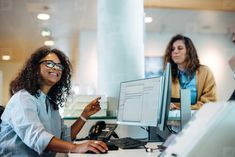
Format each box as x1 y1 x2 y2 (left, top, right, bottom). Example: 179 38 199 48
0 46 108 156
163 34 216 110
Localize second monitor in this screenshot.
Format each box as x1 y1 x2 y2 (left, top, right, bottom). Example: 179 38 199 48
117 63 172 133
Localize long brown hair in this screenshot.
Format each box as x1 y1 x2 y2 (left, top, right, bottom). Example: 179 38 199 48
10 46 72 110
163 34 200 82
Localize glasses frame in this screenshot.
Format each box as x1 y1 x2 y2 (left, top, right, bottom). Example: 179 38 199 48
39 60 64 71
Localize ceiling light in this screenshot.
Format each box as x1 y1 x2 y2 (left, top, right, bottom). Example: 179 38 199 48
145 17 153 23
41 29 51 37
44 40 54 46
2 55 11 61
37 13 50 20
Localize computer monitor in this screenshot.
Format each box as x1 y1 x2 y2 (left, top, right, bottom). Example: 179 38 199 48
158 62 172 131
116 63 172 132
117 76 163 127
159 101 235 157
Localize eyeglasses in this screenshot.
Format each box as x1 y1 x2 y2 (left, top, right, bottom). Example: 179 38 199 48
39 60 64 71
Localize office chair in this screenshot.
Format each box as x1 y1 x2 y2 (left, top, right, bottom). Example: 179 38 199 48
0 105 5 123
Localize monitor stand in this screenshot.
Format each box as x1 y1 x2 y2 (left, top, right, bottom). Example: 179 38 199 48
180 89 191 130
148 126 171 142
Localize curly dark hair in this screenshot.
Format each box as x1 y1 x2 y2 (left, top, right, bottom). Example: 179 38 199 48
163 34 200 82
10 46 72 110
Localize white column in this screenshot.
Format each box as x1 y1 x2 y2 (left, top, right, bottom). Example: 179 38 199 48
75 31 97 95
97 0 144 100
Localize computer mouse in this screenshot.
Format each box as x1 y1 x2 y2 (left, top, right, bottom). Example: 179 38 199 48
105 141 119 150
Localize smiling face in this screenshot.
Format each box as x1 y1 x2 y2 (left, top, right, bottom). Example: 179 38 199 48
39 53 63 93
171 39 187 70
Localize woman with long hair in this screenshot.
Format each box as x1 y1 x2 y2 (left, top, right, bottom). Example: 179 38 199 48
163 34 216 110
0 46 108 156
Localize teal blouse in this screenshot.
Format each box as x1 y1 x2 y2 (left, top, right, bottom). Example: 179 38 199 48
178 70 197 105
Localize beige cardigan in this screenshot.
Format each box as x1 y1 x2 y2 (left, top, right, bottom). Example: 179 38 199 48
172 65 217 110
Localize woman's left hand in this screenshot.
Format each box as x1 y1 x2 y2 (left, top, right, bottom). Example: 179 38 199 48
191 102 203 110
81 97 101 119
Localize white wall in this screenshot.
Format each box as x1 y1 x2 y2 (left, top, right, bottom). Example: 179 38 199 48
145 32 235 101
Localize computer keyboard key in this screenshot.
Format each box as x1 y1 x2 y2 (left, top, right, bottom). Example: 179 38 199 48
110 137 147 149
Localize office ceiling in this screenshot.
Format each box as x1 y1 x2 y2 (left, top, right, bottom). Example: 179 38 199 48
0 0 235 63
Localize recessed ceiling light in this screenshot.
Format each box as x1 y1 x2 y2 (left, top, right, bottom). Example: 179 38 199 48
41 29 51 37
145 17 153 23
44 40 54 46
37 13 50 20
2 55 11 61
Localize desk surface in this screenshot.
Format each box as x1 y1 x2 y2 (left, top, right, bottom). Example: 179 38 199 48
67 142 162 157
63 116 117 120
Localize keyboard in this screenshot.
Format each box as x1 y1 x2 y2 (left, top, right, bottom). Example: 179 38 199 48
110 137 147 149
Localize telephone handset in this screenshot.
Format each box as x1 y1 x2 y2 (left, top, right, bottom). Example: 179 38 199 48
88 121 118 141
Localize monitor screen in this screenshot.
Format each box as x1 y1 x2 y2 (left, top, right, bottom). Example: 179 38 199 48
116 63 172 129
117 77 163 127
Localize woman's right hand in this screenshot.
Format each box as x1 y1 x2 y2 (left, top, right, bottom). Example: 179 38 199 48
81 97 101 119
170 103 180 110
71 140 108 154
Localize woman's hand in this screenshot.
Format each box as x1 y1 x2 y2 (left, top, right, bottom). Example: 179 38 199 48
191 102 203 110
71 140 108 154
81 97 101 119
170 103 180 110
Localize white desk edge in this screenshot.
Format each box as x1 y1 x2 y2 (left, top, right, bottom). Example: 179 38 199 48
67 142 162 157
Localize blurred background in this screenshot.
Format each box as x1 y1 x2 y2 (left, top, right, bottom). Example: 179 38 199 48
0 0 235 107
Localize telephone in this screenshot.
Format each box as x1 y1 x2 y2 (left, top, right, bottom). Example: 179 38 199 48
88 121 118 141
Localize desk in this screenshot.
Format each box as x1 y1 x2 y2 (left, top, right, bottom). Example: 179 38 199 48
67 142 162 157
